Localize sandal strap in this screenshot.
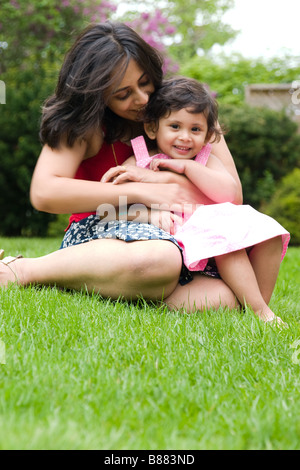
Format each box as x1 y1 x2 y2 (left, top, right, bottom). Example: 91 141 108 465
2 255 23 264
0 254 23 284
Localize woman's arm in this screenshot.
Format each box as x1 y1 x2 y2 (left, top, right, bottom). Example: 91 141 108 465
210 135 243 204
30 139 203 215
30 139 130 214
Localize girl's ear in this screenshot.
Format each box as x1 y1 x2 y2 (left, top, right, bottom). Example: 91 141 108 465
144 122 158 140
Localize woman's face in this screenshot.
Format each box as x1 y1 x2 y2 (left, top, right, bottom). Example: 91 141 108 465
106 59 155 121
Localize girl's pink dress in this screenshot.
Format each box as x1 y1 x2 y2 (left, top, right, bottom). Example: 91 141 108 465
131 136 290 271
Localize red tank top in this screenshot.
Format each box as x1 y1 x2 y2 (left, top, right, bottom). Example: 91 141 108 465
68 140 133 226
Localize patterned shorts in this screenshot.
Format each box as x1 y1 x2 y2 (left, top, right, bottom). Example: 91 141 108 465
60 215 220 285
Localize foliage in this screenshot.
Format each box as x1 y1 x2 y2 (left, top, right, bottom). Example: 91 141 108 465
181 53 300 105
261 169 300 246
124 10 178 74
0 0 117 236
0 0 117 72
219 104 300 208
0 64 59 236
167 0 236 61
121 0 237 63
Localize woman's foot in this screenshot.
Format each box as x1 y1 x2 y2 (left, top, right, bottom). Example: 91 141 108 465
0 253 23 287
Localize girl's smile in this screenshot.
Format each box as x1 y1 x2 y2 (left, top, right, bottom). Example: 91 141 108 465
148 108 209 160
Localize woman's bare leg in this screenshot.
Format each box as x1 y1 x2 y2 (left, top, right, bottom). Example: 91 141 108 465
165 273 238 312
0 239 182 300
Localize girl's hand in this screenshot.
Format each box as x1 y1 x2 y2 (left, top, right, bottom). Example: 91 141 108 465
101 165 158 184
150 158 186 174
116 205 183 235
149 209 183 235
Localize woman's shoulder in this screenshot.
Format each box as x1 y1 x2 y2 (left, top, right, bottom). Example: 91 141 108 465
82 129 105 160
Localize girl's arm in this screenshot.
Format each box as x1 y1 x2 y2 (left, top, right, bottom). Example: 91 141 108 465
184 154 238 203
101 155 182 185
150 153 238 204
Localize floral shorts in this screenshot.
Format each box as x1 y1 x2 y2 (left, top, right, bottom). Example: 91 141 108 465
60 215 220 285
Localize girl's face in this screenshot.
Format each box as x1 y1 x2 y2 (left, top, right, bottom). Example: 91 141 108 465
106 59 155 121
148 108 209 159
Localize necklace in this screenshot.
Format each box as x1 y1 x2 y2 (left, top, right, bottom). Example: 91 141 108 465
111 144 118 166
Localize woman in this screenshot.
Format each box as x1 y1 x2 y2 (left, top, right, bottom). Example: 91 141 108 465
0 21 250 312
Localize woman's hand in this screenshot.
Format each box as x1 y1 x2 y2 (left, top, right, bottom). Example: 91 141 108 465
101 165 159 184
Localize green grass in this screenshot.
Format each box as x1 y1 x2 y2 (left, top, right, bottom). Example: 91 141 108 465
0 237 300 450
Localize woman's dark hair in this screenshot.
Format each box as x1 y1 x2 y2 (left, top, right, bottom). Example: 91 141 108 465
39 21 164 148
144 77 223 143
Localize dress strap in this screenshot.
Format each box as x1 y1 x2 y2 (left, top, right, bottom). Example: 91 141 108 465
131 136 152 168
194 143 211 166
132 135 211 168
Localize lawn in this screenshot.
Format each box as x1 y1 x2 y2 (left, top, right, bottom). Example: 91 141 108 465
0 237 300 450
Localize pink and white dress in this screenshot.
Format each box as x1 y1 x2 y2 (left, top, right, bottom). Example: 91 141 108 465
131 136 290 271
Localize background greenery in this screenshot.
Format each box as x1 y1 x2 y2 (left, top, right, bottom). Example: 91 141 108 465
0 237 300 450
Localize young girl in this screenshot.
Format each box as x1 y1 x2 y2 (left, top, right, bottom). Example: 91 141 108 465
102 77 290 325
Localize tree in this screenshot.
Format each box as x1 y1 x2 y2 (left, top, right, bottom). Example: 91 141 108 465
124 10 178 74
0 0 117 236
167 0 236 61
261 169 300 246
119 0 237 63
0 0 117 73
219 104 300 208
180 53 300 104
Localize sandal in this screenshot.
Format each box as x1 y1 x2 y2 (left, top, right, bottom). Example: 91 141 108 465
0 250 23 285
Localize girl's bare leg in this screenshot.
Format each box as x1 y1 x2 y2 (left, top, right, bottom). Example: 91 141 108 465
0 239 182 300
214 238 284 323
247 236 282 304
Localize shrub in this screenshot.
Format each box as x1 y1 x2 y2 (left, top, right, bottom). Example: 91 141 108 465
261 168 300 246
0 63 58 236
219 104 300 208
